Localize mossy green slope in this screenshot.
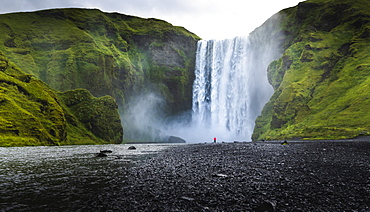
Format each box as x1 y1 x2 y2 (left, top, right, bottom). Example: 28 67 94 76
0 51 122 146
0 8 200 113
253 0 370 140
59 89 123 144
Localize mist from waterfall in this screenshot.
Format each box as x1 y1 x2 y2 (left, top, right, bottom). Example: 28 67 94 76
123 14 283 143
179 14 282 142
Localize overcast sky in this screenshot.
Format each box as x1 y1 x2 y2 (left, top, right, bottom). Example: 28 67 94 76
0 0 305 39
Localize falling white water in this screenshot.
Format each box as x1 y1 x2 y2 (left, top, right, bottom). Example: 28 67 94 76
190 18 282 142
127 14 283 143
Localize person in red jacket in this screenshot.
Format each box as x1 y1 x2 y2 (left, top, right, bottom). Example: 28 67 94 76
214 137 216 143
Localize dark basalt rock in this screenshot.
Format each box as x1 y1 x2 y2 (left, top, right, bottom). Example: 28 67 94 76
254 200 276 212
100 150 113 153
85 142 369 211
128 146 136 150
96 152 107 157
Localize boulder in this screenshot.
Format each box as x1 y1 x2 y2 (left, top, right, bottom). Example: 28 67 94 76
281 140 289 145
96 152 107 157
168 136 186 143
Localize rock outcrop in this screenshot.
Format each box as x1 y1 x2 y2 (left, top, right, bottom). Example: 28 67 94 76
253 0 370 140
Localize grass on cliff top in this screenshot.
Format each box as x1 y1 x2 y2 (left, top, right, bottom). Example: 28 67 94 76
116 15 200 40
307 0 370 7
0 8 200 75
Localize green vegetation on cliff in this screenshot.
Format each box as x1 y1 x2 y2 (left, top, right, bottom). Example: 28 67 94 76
0 8 199 146
0 51 122 146
0 8 200 112
59 89 123 144
253 0 370 140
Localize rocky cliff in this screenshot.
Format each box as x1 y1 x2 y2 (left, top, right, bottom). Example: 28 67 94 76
0 51 122 146
0 8 200 113
253 0 370 140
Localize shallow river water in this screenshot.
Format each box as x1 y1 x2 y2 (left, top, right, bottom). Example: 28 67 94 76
0 144 177 211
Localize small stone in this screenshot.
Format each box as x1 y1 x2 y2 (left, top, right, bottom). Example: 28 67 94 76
180 196 195 201
254 200 276 212
128 146 136 150
213 173 228 178
96 152 107 157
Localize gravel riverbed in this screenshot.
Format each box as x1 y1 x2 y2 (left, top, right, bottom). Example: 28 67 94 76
88 141 369 211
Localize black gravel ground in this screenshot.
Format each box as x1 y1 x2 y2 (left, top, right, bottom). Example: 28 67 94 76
89 141 369 212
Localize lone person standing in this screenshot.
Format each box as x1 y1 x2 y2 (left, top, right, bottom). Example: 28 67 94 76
214 137 216 143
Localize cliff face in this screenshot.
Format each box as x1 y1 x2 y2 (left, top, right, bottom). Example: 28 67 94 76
253 0 370 140
0 8 200 113
0 51 122 146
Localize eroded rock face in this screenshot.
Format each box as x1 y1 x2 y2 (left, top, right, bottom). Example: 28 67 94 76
131 31 199 113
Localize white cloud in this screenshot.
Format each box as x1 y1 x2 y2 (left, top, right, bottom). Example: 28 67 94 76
0 0 305 39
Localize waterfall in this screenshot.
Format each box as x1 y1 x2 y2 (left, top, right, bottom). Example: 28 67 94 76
191 19 282 142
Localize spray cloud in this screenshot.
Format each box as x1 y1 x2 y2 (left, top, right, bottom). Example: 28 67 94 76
122 13 284 143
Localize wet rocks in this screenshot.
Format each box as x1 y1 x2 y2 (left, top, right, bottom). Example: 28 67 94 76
96 152 107 157
96 150 113 157
89 141 370 211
